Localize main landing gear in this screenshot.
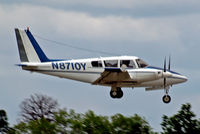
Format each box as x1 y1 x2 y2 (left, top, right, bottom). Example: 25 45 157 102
109 87 172 103
110 87 123 99
162 88 171 103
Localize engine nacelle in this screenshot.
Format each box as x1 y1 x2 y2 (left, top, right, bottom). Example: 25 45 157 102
129 70 172 82
130 71 159 82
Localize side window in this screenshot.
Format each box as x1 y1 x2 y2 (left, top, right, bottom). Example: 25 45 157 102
104 60 118 67
91 61 102 67
120 60 136 68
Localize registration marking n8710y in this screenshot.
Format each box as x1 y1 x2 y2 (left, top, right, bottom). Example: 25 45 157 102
52 62 86 70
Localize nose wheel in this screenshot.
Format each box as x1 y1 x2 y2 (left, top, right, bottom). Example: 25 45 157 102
162 95 171 103
162 88 171 103
110 87 123 99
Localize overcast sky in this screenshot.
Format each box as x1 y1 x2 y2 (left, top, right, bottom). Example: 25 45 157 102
1 0 200 132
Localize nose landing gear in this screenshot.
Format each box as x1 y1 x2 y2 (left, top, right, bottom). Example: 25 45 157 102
162 88 171 103
162 56 172 104
110 87 123 99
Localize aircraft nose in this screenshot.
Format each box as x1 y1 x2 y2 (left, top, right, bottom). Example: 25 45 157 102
175 74 188 83
181 75 188 82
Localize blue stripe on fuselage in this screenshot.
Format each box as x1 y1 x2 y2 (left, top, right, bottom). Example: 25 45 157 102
146 66 181 75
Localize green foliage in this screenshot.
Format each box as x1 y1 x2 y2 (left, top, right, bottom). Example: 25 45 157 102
161 103 200 134
9 94 200 134
111 113 153 134
82 110 111 134
12 108 154 134
7 93 157 134
14 119 57 134
54 109 69 133
13 122 29 134
67 109 84 134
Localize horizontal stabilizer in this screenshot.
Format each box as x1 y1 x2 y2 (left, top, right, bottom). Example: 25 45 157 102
15 63 42 70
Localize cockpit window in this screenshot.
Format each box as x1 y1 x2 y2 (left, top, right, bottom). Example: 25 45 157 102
136 59 148 68
91 61 102 67
120 60 136 68
104 60 118 67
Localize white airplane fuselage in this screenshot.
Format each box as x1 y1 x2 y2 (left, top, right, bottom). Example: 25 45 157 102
22 56 187 88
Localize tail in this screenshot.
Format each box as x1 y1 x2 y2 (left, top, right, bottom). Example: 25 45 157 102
15 28 49 63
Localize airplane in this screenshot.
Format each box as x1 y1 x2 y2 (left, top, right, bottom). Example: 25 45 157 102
14 28 187 103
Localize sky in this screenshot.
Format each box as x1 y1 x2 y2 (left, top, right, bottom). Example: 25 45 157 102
0 0 200 132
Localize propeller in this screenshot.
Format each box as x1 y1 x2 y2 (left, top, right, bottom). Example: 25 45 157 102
168 55 171 71
164 57 166 89
163 56 171 89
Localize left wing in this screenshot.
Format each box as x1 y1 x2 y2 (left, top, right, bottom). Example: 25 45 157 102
92 68 132 85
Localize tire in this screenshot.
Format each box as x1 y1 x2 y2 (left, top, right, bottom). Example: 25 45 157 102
116 87 123 98
110 90 117 98
162 95 171 103
117 90 123 98
110 87 123 99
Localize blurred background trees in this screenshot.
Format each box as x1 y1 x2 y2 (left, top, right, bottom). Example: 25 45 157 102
12 94 155 134
4 93 200 134
161 103 200 134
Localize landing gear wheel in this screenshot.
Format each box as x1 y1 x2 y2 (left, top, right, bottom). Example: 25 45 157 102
162 95 171 103
110 87 123 99
117 88 123 99
110 91 117 98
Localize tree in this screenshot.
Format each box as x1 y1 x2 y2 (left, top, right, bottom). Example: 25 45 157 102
161 103 200 134
14 118 57 134
111 113 154 134
19 94 58 122
53 108 69 133
13 93 157 134
67 109 84 134
12 94 59 134
82 110 111 134
0 110 9 133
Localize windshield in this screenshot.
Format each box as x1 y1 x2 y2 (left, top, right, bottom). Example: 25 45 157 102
136 59 148 68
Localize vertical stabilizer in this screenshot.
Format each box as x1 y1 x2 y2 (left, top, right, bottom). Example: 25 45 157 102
15 28 49 63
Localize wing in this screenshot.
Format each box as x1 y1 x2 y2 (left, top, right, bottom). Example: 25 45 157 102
92 68 132 85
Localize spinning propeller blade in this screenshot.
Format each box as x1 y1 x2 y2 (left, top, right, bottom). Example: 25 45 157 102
168 55 171 71
164 57 166 88
163 56 171 89
164 57 166 72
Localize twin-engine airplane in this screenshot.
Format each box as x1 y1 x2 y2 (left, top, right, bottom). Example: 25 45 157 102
15 28 187 103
